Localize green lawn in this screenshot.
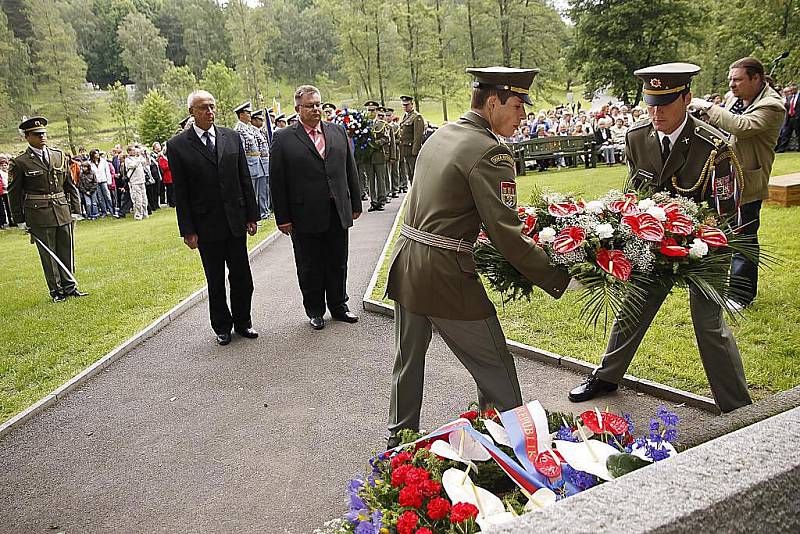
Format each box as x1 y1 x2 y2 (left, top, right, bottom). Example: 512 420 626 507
372 153 800 400
0 209 276 421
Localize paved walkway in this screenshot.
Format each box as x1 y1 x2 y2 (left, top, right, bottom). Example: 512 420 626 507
0 196 716 533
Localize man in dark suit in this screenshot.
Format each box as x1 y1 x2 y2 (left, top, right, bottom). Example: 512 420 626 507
269 85 363 330
170 90 260 346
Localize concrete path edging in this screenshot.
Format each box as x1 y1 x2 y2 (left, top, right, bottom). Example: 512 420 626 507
0 229 281 439
361 208 718 414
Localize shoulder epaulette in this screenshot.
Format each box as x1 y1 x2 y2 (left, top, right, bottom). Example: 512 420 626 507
694 120 730 147
627 118 652 133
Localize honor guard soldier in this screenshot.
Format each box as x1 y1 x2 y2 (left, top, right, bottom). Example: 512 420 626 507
178 115 193 132
287 113 299 126
386 107 401 198
275 113 287 129
568 63 752 414
250 109 272 219
234 101 269 221
397 95 425 192
365 106 392 211
322 102 337 121
385 67 570 447
356 100 380 201
8 117 87 302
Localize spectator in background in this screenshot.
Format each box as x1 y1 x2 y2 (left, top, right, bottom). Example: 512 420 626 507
0 154 10 228
77 146 88 162
577 114 593 135
158 144 174 207
595 118 616 165
77 160 99 220
123 144 148 220
143 145 160 214
610 117 628 162
89 149 114 218
153 142 168 205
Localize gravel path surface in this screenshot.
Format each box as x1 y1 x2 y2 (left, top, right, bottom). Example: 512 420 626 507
0 196 715 533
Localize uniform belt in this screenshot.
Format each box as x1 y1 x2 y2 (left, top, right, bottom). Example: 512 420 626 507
400 224 474 253
246 151 261 157
25 192 65 200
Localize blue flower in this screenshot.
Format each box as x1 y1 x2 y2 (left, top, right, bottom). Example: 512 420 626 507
371 510 383 530
556 425 579 442
657 405 680 427
663 428 678 443
622 412 635 434
649 418 661 435
354 521 375 534
562 464 597 491
349 491 366 511
646 444 671 462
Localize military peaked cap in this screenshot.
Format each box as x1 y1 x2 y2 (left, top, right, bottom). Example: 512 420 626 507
287 113 299 122
251 109 265 119
363 100 379 108
19 116 48 134
322 102 337 112
233 101 253 114
634 62 701 105
275 113 286 122
179 116 191 128
467 67 538 105
399 95 413 103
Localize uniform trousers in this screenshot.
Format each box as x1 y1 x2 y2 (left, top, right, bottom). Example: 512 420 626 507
197 233 254 335
389 159 400 193
731 200 761 305
388 303 523 434
289 202 350 318
30 222 75 297
399 154 417 189
129 182 148 219
593 282 751 413
366 162 388 207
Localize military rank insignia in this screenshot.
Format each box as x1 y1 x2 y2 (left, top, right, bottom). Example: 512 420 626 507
490 153 515 168
500 181 517 208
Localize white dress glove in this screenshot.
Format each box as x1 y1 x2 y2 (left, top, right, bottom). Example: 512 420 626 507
689 98 713 112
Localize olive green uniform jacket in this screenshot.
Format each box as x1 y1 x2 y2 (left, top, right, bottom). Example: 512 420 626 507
387 111 569 320
701 84 785 204
626 115 739 215
8 147 81 226
399 110 425 157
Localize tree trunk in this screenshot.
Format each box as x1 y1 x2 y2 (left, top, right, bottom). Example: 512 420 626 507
518 0 530 68
498 0 511 67
375 18 385 105
405 0 420 108
467 0 477 63
435 0 448 121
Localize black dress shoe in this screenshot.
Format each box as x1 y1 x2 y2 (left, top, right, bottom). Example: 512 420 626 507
235 327 259 339
66 289 88 297
309 316 325 330
216 333 232 345
52 293 67 303
332 310 359 323
368 205 378 212
568 374 619 402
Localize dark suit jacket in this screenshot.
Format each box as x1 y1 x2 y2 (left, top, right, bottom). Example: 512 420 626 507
269 121 362 233
169 125 259 242
595 128 612 145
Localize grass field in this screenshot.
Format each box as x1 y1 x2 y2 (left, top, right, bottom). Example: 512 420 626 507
0 209 276 421
372 153 800 400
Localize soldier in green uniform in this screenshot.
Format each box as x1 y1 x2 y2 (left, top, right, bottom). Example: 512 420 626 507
386 68 570 446
364 106 391 211
357 100 380 203
322 102 337 121
386 108 400 199
8 117 87 302
568 63 752 413
397 95 425 192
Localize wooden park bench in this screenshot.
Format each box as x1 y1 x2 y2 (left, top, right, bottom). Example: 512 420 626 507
766 173 800 207
510 135 596 176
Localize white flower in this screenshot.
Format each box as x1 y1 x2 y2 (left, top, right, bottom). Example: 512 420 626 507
638 198 656 211
585 200 605 214
539 227 557 243
594 223 614 239
646 205 667 221
689 238 709 258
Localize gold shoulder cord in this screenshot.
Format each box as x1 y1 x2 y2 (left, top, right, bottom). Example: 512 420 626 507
671 138 745 198
52 151 67 172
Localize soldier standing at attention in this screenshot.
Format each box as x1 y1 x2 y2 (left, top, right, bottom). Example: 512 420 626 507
322 102 337 121
567 63 752 414
365 106 391 212
397 95 425 192
385 68 570 447
386 107 400 199
8 117 87 302
234 102 269 222
249 109 272 219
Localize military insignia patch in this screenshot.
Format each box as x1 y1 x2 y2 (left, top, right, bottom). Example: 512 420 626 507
490 153 515 167
715 174 734 200
500 181 517 208
636 169 655 181
650 78 662 88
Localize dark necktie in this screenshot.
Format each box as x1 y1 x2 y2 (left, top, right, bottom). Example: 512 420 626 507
40 150 48 166
202 131 215 154
662 136 671 163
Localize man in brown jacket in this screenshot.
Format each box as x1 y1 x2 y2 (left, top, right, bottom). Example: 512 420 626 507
385 67 570 447
691 57 785 309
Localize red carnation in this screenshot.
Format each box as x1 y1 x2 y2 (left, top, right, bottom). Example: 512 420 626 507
482 408 498 419
391 464 412 487
404 466 431 487
427 496 451 520
399 484 424 508
397 510 419 534
450 502 479 523
415 529 433 534
391 451 413 469
419 479 442 498
459 410 479 421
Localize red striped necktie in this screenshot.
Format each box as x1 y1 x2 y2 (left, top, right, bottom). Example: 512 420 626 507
310 127 325 158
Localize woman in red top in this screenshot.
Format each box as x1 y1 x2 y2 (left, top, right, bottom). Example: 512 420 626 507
158 145 174 207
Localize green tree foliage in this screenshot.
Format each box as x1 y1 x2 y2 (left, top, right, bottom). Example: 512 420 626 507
78 0 137 86
182 0 231 77
199 60 245 128
138 89 176 145
154 1 187 67
568 0 700 104
117 12 171 96
0 7 33 123
108 80 136 144
160 65 197 111
26 0 93 153
225 0 272 106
